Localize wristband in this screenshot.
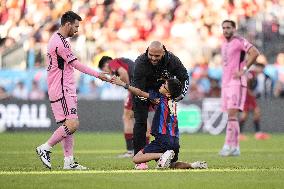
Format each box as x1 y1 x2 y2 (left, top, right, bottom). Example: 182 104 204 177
243 66 248 72
124 84 129 89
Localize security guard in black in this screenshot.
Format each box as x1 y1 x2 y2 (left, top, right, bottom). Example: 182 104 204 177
132 41 189 155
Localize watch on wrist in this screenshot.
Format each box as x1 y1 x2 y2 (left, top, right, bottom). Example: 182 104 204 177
124 83 129 89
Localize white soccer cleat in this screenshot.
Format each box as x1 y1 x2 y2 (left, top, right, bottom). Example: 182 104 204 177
230 148 240 156
156 150 175 169
36 146 52 169
219 146 240 157
63 161 88 170
219 146 231 157
191 161 208 169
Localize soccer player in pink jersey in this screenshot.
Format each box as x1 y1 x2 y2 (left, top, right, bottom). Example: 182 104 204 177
219 20 260 156
36 11 109 169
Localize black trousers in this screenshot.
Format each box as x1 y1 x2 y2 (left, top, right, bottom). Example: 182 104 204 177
133 98 149 155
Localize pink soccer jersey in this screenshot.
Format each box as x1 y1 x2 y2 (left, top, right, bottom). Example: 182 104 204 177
46 32 100 122
46 32 78 101
221 35 253 87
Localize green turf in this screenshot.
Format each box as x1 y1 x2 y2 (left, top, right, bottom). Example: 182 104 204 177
0 132 283 189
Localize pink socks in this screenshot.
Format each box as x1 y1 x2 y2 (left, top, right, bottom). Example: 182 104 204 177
43 125 74 160
61 134 74 157
225 118 239 148
47 125 71 147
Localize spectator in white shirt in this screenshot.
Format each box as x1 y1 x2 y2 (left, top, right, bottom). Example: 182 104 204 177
12 81 28 100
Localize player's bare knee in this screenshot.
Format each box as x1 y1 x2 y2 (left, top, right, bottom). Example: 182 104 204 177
228 109 238 117
132 154 142 164
254 114 260 121
133 151 143 163
254 109 261 117
66 126 77 134
65 119 79 134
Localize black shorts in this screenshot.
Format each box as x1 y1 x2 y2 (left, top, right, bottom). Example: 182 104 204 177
143 134 180 162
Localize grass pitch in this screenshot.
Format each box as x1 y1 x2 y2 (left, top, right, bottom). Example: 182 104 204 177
0 132 283 189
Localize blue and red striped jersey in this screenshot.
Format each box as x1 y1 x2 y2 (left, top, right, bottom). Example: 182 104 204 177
149 91 179 137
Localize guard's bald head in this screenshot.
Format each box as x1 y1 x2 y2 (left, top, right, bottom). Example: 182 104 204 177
147 41 165 65
149 41 163 50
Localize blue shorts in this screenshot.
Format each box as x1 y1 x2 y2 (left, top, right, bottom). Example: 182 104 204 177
143 134 180 162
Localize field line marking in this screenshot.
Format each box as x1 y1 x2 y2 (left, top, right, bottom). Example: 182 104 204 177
1 149 284 154
1 168 284 175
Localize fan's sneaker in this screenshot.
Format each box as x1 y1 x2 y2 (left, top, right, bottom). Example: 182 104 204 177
135 163 148 170
191 161 208 169
156 150 175 169
36 146 51 169
117 151 134 158
63 161 88 170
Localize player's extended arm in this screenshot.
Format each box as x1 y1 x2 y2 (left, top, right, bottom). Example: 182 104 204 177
117 67 130 84
127 85 149 99
71 60 109 81
112 76 149 98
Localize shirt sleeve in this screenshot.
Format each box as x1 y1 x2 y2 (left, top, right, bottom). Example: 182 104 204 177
57 42 78 64
132 56 147 90
181 78 189 97
148 90 160 101
170 54 189 97
109 59 121 73
70 59 99 77
239 37 253 52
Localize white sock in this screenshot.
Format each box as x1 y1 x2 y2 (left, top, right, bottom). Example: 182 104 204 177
40 142 52 151
223 144 230 149
64 156 74 164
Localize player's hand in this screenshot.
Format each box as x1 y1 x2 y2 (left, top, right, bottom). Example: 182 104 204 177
98 72 111 82
110 76 125 86
233 70 246 79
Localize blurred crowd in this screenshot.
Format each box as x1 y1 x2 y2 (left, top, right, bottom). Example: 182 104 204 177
1 0 284 101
